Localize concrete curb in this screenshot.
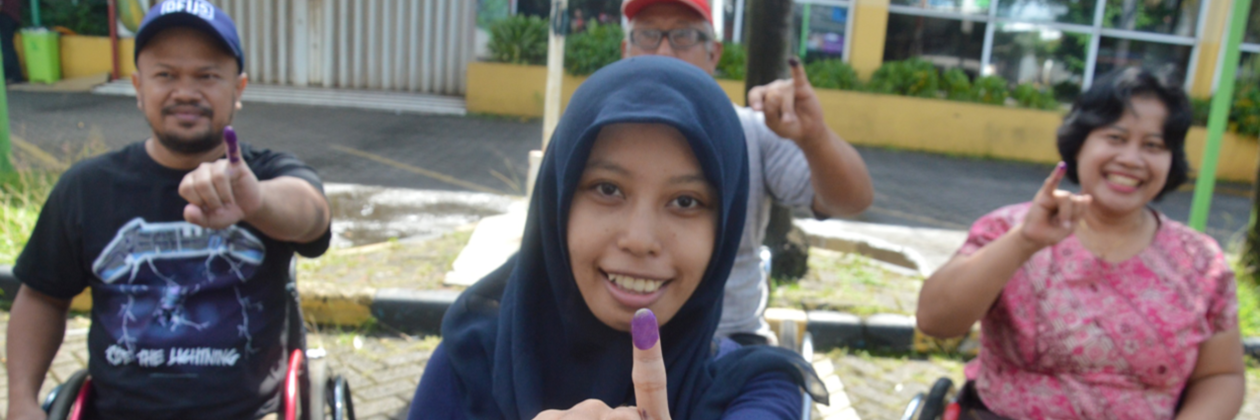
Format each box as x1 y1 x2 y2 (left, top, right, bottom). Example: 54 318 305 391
4 266 1259 359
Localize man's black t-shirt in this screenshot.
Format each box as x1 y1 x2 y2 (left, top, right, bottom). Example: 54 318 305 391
14 141 331 419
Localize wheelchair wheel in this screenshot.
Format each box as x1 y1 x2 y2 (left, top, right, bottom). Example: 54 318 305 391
44 369 89 420
326 375 356 420
918 377 955 420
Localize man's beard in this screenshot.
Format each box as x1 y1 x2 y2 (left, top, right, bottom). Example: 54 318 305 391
151 103 226 155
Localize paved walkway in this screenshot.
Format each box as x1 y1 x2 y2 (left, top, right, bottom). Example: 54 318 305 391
0 314 433 420
8 90 1254 247
0 314 868 420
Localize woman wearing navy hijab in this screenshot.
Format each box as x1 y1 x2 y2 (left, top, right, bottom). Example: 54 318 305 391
407 56 827 420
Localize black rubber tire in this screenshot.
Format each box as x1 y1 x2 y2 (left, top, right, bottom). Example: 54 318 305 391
44 369 89 420
918 377 955 420
327 375 356 420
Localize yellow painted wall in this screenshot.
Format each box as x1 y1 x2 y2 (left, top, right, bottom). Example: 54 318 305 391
468 62 746 117
815 89 1066 162
467 63 1260 183
14 34 136 81
466 62 549 117
848 0 890 80
1188 0 1232 97
1186 128 1258 183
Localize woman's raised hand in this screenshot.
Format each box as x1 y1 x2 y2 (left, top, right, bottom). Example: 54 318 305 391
1019 162 1092 248
532 309 670 420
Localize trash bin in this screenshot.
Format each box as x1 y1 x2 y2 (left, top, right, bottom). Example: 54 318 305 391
20 29 60 84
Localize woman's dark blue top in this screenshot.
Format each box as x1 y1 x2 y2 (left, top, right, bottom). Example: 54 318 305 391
408 340 805 420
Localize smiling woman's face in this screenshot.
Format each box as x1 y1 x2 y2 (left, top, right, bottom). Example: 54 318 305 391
1075 95 1172 216
567 123 717 332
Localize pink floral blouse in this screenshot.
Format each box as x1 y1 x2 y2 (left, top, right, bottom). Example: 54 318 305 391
958 203 1238 420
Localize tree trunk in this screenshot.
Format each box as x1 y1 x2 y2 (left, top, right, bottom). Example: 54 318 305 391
744 0 809 281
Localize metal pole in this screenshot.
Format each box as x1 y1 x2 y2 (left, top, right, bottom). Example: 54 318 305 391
109 0 120 80
541 0 568 151
798 3 810 58
30 0 41 27
1188 0 1253 231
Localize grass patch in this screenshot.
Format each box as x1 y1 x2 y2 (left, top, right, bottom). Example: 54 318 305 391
1 135 109 265
769 249 922 316
1237 271 1260 339
297 229 474 291
0 171 59 265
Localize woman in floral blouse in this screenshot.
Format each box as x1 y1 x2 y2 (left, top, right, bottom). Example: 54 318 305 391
917 67 1244 420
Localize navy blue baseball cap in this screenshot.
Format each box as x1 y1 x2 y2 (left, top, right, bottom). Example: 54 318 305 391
134 0 244 73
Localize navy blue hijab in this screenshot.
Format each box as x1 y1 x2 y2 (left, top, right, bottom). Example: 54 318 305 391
441 56 827 420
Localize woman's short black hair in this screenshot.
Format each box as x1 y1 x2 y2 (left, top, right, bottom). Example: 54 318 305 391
1056 67 1192 200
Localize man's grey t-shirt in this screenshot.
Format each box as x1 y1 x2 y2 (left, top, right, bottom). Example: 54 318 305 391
718 106 816 340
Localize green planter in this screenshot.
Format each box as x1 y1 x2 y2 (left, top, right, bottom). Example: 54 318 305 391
21 29 61 84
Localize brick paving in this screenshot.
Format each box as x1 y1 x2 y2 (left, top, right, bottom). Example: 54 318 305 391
0 314 436 420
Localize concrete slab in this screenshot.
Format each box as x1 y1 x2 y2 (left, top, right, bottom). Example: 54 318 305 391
323 183 514 249
444 200 528 286
8 73 109 93
796 218 968 277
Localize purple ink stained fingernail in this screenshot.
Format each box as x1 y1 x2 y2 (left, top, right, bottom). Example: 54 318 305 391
224 126 240 164
1056 161 1066 172
631 308 658 350
788 57 801 67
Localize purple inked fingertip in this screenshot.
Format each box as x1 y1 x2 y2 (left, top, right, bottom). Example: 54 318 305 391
224 126 240 164
788 57 801 67
1056 161 1066 173
631 308 659 350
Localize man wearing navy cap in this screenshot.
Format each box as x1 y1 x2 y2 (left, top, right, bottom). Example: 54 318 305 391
620 0 874 346
5 1 330 419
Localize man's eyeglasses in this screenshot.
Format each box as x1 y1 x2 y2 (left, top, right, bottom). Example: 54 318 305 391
629 28 710 51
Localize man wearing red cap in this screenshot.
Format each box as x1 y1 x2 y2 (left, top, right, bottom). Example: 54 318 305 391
621 0 874 346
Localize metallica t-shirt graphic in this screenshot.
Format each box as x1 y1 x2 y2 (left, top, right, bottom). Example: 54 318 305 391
92 218 267 370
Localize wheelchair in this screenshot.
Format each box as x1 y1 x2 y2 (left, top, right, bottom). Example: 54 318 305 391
900 377 960 420
42 260 356 420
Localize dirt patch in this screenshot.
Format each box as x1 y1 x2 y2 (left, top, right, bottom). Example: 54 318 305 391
298 230 473 293
771 249 923 316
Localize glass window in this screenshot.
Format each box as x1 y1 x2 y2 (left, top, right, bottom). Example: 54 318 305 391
884 14 987 75
792 3 850 61
891 0 990 16
997 0 1096 25
1103 0 1199 37
990 24 1089 99
1094 36 1192 83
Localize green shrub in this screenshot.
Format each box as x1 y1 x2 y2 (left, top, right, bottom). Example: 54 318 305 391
39 0 109 36
805 59 861 91
867 59 940 98
716 42 746 81
941 68 973 102
1231 80 1260 137
1012 84 1058 110
1052 81 1081 104
487 15 549 66
564 23 624 76
1191 97 1212 127
971 75 1010 106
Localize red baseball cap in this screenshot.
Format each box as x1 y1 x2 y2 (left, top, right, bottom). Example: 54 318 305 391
622 0 711 22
